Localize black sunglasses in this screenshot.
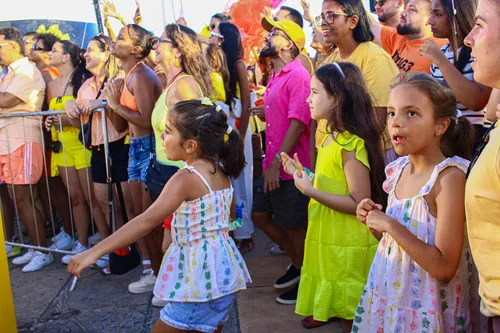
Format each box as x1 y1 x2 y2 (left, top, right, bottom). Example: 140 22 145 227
374 0 386 6
466 120 498 178
32 45 49 52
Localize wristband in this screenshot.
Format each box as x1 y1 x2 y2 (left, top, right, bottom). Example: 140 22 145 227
310 21 320 29
303 167 315 182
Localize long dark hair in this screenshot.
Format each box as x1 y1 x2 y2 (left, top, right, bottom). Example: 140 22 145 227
126 24 156 59
315 63 386 206
439 0 477 72
323 0 374 43
171 99 245 178
59 40 92 97
218 22 244 108
390 73 475 159
164 24 213 97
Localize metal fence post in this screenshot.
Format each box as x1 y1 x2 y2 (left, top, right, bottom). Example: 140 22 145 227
0 208 18 332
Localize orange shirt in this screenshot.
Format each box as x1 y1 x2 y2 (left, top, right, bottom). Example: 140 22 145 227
76 76 128 146
381 26 447 73
0 57 45 155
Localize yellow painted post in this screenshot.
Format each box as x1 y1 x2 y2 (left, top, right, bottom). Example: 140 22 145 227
0 208 18 333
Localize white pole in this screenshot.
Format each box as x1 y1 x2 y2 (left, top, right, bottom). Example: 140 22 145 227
161 0 167 27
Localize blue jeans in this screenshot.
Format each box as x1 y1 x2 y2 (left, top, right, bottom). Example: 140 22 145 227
128 134 154 182
159 293 238 332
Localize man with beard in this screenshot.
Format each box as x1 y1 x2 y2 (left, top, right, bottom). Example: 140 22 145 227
249 18 311 305
464 0 500 331
370 0 446 73
374 0 404 28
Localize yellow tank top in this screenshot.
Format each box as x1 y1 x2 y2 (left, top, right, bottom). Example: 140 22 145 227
49 96 79 140
151 74 202 167
210 72 226 103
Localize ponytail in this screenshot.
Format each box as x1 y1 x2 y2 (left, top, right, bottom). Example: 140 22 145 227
220 126 245 178
441 114 475 160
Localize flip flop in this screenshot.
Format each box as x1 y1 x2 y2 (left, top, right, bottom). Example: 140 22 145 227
302 316 335 329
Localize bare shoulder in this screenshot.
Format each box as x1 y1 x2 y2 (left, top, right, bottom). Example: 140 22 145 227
433 166 466 198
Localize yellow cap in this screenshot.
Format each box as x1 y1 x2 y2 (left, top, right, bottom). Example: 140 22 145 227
261 17 306 52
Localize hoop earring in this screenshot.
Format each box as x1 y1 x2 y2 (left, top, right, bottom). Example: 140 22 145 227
174 59 181 67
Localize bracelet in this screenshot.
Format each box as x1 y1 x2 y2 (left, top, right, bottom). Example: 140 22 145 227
310 21 320 29
303 168 315 182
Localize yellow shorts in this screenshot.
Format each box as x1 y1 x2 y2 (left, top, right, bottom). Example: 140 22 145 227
51 126 91 176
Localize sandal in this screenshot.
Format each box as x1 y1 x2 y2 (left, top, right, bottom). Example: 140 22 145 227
237 238 254 255
302 316 335 329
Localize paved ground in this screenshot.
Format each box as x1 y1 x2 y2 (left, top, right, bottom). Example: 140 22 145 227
9 228 343 333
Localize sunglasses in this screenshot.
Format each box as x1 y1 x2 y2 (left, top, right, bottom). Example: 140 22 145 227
209 31 224 39
32 45 49 52
466 120 498 178
210 24 217 31
317 11 351 25
269 29 291 41
374 0 386 6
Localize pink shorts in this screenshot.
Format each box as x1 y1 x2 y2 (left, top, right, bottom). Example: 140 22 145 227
0 143 44 185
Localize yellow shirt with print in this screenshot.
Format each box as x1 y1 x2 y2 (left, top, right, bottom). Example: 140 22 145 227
465 122 500 317
316 41 399 150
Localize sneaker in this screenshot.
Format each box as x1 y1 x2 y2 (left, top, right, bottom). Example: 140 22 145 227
49 229 74 251
274 264 300 289
152 296 168 307
88 232 101 246
61 241 88 265
22 251 54 272
269 243 286 255
6 244 22 258
276 283 299 305
95 254 109 269
128 269 156 294
12 249 34 265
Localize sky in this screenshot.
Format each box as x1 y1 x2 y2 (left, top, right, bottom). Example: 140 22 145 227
0 0 372 54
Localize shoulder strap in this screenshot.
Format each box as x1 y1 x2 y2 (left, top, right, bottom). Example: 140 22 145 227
184 165 213 193
418 157 470 197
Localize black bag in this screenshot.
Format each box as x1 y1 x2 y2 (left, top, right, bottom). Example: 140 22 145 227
145 159 179 202
78 77 107 149
109 182 141 275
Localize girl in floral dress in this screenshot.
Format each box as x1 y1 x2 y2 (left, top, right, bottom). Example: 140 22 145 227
353 73 476 333
67 99 251 333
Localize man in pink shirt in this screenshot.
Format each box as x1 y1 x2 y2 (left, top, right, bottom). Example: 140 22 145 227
250 18 311 305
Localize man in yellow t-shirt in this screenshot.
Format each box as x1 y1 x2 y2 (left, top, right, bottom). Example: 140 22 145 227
464 0 500 330
315 0 399 164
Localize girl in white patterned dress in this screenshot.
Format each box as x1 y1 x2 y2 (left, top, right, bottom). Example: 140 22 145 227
352 73 476 333
68 99 251 333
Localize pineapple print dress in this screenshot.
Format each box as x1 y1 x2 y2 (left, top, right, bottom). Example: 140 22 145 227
352 156 473 333
153 165 252 302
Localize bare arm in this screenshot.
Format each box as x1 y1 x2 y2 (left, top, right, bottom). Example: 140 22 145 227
235 61 251 139
367 167 466 283
299 149 371 215
486 88 500 122
309 119 318 172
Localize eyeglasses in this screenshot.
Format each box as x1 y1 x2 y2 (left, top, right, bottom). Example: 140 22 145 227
209 31 224 39
374 0 386 6
32 45 49 52
466 120 498 178
317 12 351 25
269 29 291 42
153 37 173 47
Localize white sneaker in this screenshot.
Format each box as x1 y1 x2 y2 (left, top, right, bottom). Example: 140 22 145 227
270 244 286 255
88 232 101 246
152 296 168 307
128 269 156 294
61 241 88 265
50 229 74 251
22 251 54 272
12 249 34 265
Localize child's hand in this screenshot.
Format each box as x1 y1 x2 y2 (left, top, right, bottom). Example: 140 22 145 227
281 153 304 176
365 209 395 234
356 198 382 223
293 169 313 195
67 250 99 278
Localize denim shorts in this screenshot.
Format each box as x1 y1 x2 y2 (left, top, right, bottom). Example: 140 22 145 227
128 134 155 183
159 293 238 332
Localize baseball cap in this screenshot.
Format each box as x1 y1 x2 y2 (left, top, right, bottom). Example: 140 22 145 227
261 17 305 52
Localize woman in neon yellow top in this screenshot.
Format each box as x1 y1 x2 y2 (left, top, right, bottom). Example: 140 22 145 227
146 24 213 294
45 41 107 262
206 44 229 103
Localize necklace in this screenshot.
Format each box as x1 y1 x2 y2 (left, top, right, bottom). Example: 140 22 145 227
166 70 185 88
56 71 75 103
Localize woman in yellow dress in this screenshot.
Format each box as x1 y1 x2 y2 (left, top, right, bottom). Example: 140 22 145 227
45 41 108 263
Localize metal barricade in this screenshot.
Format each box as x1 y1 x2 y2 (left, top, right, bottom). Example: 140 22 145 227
0 106 114 259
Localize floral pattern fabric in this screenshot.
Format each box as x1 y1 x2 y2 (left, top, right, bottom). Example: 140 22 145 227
154 165 252 302
352 156 473 333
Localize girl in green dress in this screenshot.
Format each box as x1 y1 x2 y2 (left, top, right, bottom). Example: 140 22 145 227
281 62 386 332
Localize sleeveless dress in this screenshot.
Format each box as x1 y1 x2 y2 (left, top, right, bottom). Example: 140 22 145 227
49 96 91 176
296 132 378 321
153 165 252 302
352 156 473 333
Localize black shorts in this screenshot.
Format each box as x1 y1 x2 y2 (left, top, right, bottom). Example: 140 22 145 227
252 177 308 229
91 136 130 184
145 159 179 202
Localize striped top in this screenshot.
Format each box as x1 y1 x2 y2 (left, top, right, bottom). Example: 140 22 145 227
431 44 485 126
